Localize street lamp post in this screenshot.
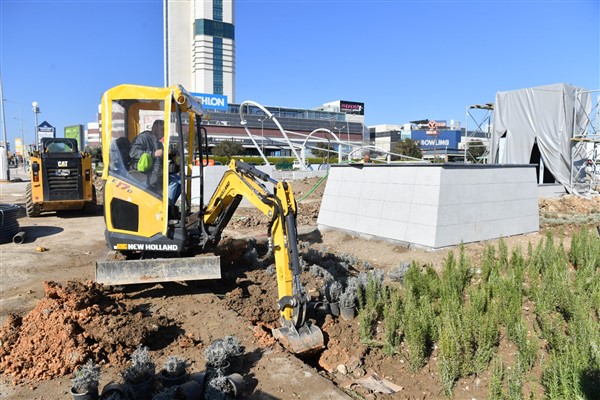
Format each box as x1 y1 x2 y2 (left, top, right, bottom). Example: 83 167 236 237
258 116 266 156
32 102 40 149
334 125 346 159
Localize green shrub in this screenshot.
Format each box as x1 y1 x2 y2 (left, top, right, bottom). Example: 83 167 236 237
487 357 505 400
383 288 404 355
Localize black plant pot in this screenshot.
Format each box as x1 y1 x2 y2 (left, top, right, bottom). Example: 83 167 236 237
205 360 231 375
158 369 188 387
125 374 155 400
99 382 127 400
179 380 203 400
70 386 99 400
227 353 244 373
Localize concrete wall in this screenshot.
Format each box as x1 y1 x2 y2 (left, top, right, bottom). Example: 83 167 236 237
189 165 275 206
317 164 539 249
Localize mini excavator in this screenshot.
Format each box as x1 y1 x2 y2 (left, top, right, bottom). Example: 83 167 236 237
96 84 323 354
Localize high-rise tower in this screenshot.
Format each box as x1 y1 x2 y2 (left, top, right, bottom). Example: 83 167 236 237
164 0 235 102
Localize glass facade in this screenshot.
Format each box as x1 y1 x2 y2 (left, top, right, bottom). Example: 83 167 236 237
213 37 223 95
213 0 223 21
208 105 364 135
194 19 234 40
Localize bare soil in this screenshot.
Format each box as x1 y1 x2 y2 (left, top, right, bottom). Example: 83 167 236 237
1 171 599 399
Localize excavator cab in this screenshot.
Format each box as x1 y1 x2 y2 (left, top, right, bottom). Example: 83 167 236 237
97 84 324 354
100 85 203 259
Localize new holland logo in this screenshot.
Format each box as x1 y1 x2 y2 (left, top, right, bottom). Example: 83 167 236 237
115 243 179 251
57 161 68 167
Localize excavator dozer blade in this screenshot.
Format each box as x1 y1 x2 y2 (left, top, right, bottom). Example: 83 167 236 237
272 323 325 355
96 255 221 286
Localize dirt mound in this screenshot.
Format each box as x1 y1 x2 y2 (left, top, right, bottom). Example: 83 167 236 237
0 281 173 383
93 174 104 206
539 194 600 214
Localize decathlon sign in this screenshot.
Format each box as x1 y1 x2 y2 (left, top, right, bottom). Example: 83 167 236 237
191 92 228 111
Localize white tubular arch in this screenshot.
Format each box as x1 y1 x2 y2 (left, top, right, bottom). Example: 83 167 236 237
302 128 343 164
239 100 307 170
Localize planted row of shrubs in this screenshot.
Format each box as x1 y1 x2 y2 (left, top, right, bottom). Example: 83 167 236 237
354 227 599 398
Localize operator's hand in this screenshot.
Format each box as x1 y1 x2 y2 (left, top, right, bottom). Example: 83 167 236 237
154 149 163 157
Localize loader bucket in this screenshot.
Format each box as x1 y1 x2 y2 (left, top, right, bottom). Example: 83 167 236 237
96 255 221 286
272 322 325 355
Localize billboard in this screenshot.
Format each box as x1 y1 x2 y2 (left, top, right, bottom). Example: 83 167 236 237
339 101 364 115
14 137 23 156
37 121 56 143
64 125 84 151
190 92 228 111
411 130 462 150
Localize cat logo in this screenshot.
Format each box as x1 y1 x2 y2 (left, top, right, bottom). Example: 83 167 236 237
57 161 68 167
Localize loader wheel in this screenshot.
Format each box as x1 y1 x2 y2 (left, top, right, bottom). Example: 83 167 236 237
83 187 97 214
25 183 41 217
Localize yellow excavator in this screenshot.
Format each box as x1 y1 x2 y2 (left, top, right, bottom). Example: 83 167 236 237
96 84 323 354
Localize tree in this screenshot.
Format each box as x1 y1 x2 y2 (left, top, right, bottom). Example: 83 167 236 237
211 140 244 160
393 139 422 160
85 146 103 163
465 140 486 163
311 142 335 162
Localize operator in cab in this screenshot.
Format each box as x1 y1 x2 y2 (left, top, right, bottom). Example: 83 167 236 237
129 119 181 205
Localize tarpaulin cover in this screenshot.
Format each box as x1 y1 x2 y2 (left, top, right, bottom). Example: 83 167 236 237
489 83 592 194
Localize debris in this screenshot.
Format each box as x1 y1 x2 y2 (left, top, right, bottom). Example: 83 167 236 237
343 370 404 394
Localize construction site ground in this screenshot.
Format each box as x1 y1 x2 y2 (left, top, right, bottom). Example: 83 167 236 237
1 167 599 399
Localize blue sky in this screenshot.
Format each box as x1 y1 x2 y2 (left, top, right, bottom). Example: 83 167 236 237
1 0 598 149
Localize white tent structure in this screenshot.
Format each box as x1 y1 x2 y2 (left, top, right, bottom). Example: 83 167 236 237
489 83 593 194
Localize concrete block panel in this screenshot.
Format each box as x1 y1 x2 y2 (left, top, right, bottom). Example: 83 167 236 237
362 165 390 183
377 219 408 242
361 181 388 200
385 203 412 223
404 223 438 248
317 164 539 249
388 166 418 184
357 198 384 218
415 166 442 186
384 183 416 204
411 185 441 206
355 215 384 236
407 203 439 227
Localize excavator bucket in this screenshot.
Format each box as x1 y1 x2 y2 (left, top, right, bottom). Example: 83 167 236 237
272 322 325 355
95 255 221 286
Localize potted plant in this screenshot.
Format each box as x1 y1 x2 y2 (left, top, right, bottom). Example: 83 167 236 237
222 335 245 372
323 280 343 316
122 345 156 400
158 355 188 387
71 359 100 400
204 339 229 373
339 280 357 321
99 382 128 400
204 371 245 399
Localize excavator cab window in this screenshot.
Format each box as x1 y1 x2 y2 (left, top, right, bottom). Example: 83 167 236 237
108 99 170 200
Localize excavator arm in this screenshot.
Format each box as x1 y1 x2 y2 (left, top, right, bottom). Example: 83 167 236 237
201 160 324 353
